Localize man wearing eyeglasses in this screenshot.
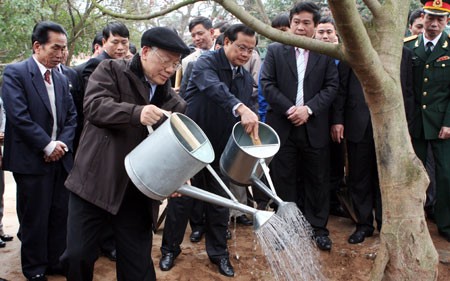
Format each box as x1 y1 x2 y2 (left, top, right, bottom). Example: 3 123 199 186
61 27 190 281
260 1 339 251
159 23 259 278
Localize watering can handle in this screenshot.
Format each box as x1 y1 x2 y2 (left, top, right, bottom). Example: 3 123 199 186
250 134 262 145
162 110 201 150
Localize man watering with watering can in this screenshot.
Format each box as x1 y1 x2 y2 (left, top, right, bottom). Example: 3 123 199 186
159 23 259 277
61 27 190 281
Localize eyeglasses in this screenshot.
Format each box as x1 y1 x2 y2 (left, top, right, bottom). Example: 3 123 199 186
152 48 182 71
231 41 255 54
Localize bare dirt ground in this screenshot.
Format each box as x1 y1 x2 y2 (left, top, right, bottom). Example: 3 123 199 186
0 171 449 281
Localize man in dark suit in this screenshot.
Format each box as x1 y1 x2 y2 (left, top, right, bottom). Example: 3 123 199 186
260 1 339 251
77 22 129 91
1 21 77 280
159 24 259 277
330 48 413 244
404 0 450 242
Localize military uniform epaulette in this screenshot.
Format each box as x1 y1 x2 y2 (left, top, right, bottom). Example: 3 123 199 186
404 34 418 43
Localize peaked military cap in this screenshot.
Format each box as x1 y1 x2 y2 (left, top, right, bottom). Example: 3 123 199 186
141 27 190 55
421 0 450 15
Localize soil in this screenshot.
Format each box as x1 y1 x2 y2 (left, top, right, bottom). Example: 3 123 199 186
0 172 449 281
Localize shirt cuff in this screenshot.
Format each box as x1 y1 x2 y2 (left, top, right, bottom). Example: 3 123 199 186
43 141 57 156
306 105 313 115
232 103 243 117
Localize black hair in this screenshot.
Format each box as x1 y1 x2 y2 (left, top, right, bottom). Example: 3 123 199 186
215 33 225 47
91 32 103 54
271 12 290 29
102 22 129 41
31 21 67 46
129 43 137 55
188 16 213 32
409 9 423 26
224 24 255 42
289 1 321 25
318 16 336 29
213 21 231 33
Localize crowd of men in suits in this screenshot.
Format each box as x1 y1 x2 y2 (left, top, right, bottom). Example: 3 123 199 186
1 0 450 280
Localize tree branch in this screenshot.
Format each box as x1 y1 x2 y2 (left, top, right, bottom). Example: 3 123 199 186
91 0 204 21
363 0 382 17
215 0 342 60
328 0 384 85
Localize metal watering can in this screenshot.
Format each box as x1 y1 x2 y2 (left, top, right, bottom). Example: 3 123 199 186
220 122 297 216
124 113 274 229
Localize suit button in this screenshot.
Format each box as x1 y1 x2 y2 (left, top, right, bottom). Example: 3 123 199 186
423 92 427 96
424 77 428 83
422 105 427 109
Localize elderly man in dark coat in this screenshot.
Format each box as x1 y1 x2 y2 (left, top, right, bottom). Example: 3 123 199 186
61 27 190 281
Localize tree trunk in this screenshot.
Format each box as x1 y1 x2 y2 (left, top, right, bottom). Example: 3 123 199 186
328 0 439 280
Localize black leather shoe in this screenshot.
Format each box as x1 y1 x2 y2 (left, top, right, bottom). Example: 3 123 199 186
190 230 204 243
0 234 13 242
27 274 47 281
314 235 332 251
348 230 373 244
226 228 232 240
233 215 253 226
211 257 234 277
0 239 5 248
101 249 117 262
159 252 177 271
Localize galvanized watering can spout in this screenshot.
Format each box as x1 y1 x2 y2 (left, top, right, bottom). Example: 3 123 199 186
178 184 274 230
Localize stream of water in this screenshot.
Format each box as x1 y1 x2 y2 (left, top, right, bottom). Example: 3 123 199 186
255 205 325 281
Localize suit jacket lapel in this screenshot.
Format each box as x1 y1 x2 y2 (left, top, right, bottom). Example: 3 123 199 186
284 45 297 78
305 51 319 79
28 58 53 116
53 71 64 127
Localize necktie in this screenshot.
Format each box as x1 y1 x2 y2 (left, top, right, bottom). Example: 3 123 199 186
296 48 305 106
426 42 434 57
44 70 51 85
148 83 154 101
232 67 237 79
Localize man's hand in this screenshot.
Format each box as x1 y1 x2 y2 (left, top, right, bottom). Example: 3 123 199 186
287 106 309 126
438 126 450 139
140 105 163 126
44 142 67 162
330 124 344 143
236 104 259 141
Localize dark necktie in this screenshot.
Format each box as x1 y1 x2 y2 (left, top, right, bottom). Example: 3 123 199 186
426 42 434 57
44 70 51 85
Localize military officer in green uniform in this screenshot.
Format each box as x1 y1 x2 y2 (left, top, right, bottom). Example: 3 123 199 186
404 0 450 242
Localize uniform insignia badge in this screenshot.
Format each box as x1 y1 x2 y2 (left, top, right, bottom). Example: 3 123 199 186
437 55 450 61
443 40 448 48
